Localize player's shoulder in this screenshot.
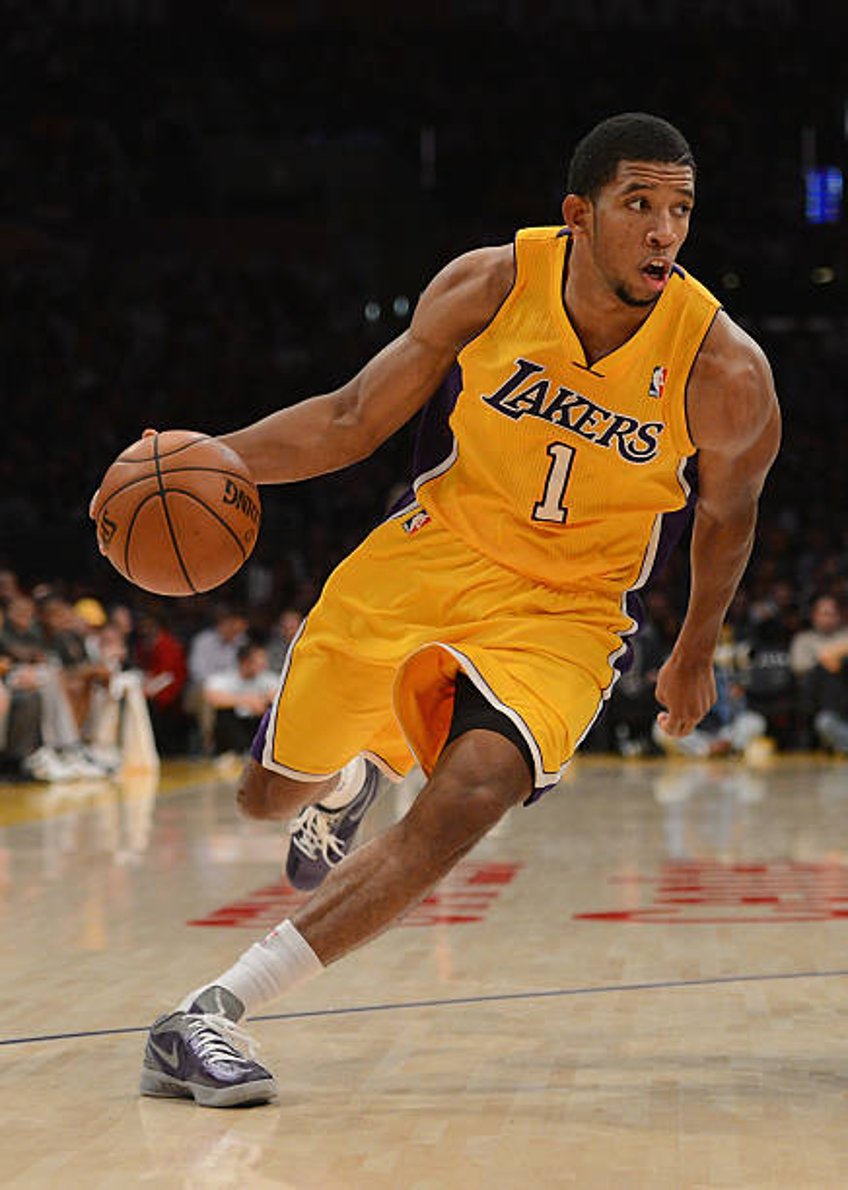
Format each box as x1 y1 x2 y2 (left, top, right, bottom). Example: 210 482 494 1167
413 243 515 349
431 243 515 302
688 310 779 452
694 309 775 396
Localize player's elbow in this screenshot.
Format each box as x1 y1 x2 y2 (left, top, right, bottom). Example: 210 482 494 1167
696 496 758 537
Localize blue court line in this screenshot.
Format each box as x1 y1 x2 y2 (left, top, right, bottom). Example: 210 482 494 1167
3 967 848 1048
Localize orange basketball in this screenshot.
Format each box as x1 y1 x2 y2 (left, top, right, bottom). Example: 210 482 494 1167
91 430 261 596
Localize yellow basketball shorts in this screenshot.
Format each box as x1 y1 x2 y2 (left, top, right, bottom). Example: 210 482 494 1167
263 505 635 798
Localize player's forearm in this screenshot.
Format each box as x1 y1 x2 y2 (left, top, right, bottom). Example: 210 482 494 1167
672 502 758 661
219 388 371 485
219 330 458 486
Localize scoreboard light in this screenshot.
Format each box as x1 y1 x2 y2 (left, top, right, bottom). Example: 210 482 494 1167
805 167 843 225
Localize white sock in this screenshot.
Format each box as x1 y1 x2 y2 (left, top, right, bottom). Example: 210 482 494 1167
179 919 323 1016
318 754 366 810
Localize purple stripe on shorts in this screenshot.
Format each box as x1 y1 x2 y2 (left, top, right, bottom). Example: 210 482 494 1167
250 708 271 763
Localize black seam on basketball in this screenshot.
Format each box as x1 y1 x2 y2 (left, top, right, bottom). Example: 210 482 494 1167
114 435 213 464
122 490 166 581
153 434 197 594
99 466 256 508
161 489 250 560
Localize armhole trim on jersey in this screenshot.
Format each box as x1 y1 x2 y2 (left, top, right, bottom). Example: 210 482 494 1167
681 305 721 455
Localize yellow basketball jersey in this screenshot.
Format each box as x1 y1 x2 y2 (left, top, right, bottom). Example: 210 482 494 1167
411 226 720 596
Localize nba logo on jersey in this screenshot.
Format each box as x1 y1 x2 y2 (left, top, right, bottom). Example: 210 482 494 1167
402 508 431 535
648 366 668 399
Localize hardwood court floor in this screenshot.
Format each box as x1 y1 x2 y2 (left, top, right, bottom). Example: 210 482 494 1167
2 754 848 1188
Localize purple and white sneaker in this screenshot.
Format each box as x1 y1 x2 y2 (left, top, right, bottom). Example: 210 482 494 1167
286 761 381 891
139 986 277 1108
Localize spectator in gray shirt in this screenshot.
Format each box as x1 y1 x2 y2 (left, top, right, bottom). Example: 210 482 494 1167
185 606 248 753
789 596 848 677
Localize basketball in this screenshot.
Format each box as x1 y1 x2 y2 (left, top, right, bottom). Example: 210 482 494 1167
91 430 261 596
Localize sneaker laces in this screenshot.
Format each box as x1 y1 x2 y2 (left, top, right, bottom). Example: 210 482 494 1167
185 1013 261 1065
288 805 346 864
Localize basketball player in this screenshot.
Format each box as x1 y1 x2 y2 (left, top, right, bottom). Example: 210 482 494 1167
137 113 780 1106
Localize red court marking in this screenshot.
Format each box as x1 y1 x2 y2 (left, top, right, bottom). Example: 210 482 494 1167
189 861 522 930
575 858 848 924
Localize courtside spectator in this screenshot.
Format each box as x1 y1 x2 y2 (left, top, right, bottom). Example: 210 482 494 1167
789 596 848 677
203 641 277 758
185 606 248 753
264 608 304 675
134 611 188 756
800 637 848 755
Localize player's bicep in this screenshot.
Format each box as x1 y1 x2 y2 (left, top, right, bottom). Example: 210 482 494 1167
696 398 780 521
689 321 781 520
344 246 513 451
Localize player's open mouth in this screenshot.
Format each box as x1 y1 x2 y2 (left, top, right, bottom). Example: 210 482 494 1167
641 259 671 291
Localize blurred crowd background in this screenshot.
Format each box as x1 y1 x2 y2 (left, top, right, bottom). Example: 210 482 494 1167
1 0 847 775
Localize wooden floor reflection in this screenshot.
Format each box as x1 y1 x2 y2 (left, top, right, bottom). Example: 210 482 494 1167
2 754 848 1188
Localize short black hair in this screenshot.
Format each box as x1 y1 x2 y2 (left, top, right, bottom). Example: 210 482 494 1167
567 112 695 199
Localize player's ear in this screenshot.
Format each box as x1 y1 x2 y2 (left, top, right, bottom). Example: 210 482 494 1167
562 193 591 237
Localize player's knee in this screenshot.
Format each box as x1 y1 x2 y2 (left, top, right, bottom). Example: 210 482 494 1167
236 763 269 818
236 759 308 821
454 774 523 833
406 766 525 859
435 734 531 823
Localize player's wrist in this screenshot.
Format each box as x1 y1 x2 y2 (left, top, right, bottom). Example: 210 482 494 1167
666 640 716 668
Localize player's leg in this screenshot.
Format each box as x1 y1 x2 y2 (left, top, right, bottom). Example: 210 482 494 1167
290 721 531 960
139 520 617 1107
235 756 336 822
235 707 384 890
138 746 375 1108
140 683 532 1107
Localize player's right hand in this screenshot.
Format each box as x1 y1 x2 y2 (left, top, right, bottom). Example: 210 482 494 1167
89 429 157 530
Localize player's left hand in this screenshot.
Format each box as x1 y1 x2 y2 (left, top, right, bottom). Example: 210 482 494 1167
654 651 716 738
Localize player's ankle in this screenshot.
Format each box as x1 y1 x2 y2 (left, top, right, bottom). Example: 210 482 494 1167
177 920 323 1017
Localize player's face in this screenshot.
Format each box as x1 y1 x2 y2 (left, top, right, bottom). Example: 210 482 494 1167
583 160 695 308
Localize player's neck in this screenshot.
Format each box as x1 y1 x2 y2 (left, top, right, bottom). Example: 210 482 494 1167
564 253 653 366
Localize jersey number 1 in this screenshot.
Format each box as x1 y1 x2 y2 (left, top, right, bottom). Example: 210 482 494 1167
533 442 575 524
